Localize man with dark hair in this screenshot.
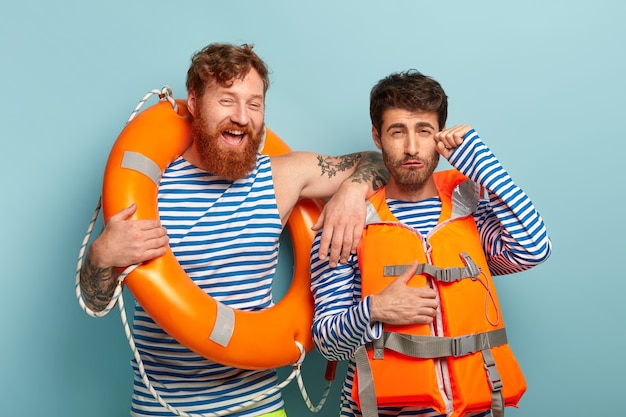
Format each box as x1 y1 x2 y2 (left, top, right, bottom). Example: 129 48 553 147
310 70 552 417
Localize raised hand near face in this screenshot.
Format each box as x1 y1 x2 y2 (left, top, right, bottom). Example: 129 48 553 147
434 124 473 159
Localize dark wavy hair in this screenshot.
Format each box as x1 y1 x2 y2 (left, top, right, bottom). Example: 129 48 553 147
369 69 448 133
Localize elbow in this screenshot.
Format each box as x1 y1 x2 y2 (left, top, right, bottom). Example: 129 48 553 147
311 331 336 361
535 236 553 264
312 319 350 361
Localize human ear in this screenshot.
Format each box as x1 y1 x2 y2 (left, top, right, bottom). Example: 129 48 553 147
372 126 383 150
187 91 197 117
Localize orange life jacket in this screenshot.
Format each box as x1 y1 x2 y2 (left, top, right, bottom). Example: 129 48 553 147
353 169 525 417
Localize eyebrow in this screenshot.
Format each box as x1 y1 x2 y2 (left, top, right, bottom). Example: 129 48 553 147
215 90 265 103
386 121 435 132
413 121 435 130
250 93 265 102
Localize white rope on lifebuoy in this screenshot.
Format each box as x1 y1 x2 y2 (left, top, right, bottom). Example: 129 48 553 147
76 203 309 415
296 364 333 413
128 86 177 122
74 86 331 415
74 196 138 317
75 86 174 318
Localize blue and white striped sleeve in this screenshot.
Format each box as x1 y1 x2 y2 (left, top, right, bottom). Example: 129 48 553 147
448 129 552 276
310 232 382 361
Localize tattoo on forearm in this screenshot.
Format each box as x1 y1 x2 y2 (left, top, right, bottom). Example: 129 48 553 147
80 256 119 312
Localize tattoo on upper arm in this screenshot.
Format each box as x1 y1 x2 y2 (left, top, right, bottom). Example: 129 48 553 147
316 152 389 191
317 153 362 178
350 152 390 191
80 256 119 312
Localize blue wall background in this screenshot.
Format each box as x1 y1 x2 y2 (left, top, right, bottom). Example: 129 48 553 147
1 1 624 415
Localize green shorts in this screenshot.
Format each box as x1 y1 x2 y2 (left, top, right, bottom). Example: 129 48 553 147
260 409 287 417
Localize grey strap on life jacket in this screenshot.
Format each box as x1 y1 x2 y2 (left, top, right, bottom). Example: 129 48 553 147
357 328 507 417
367 327 507 360
354 345 381 417
383 252 481 283
482 347 505 417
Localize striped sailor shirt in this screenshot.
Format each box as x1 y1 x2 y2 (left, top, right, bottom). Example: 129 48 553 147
310 130 552 417
130 154 285 417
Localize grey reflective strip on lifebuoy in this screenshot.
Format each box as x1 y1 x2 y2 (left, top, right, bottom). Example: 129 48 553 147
209 300 235 347
121 151 161 185
121 152 237 347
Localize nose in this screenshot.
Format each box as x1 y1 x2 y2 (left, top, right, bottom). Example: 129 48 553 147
404 133 420 156
230 102 250 126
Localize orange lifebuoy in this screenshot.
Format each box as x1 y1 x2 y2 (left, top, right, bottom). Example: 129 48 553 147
102 98 323 370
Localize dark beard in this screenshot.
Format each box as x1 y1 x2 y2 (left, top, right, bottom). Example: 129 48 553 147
384 151 440 193
191 114 264 181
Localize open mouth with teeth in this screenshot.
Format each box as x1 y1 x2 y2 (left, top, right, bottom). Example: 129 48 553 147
222 129 246 147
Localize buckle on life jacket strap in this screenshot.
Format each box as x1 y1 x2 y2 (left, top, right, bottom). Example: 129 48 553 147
358 329 509 417
482 348 504 391
383 252 481 283
482 348 505 417
367 327 508 360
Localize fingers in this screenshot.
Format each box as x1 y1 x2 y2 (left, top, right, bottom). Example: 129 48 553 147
314 206 332 261
110 204 163 230
325 224 345 268
121 225 167 266
108 204 164 234
94 204 169 268
140 224 169 249
109 203 138 221
349 226 363 259
397 261 419 284
336 222 364 266
434 125 472 156
316 226 344 268
401 285 439 324
310 213 323 232
370 280 439 325
320 223 363 267
412 307 438 324
317 222 331 260
316 203 366 268
140 245 168 263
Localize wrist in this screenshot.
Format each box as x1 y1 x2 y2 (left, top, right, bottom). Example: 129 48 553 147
368 295 380 323
341 176 370 196
88 240 112 269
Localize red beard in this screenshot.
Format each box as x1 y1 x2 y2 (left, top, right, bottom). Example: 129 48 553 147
191 114 264 181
